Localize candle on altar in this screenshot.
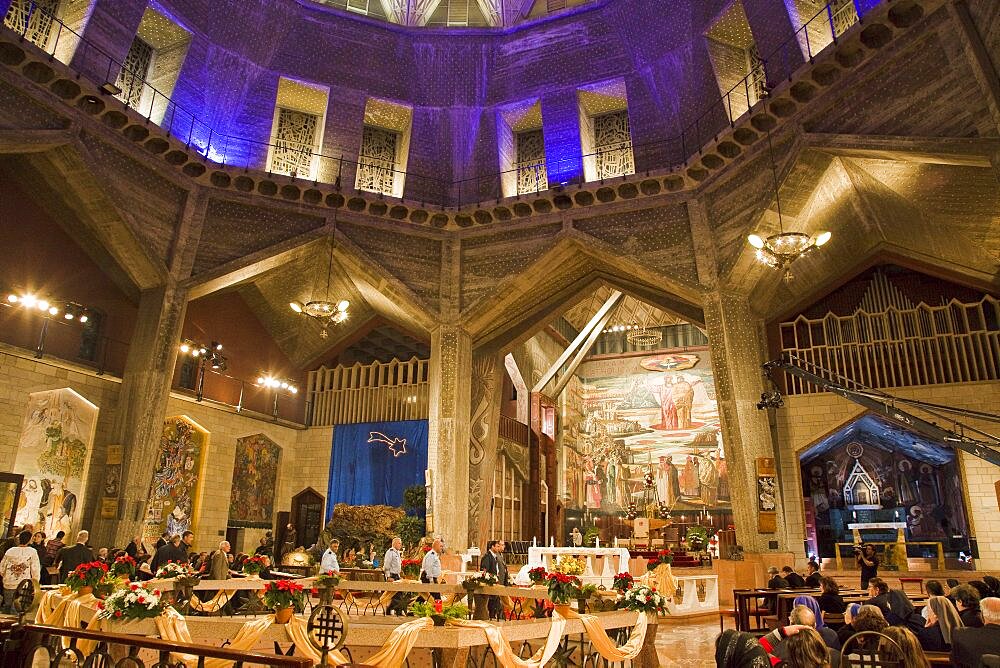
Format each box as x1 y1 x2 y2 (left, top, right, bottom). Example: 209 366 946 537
533 536 537 547
614 537 619 547
550 536 554 547
595 537 600 548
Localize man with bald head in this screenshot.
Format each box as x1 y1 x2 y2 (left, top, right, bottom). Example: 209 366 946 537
771 604 841 668
951 597 1000 668
210 541 231 581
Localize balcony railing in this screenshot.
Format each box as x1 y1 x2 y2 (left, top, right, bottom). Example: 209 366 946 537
307 357 430 426
3 0 880 207
499 413 530 445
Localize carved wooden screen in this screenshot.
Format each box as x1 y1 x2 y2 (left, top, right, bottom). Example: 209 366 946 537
515 129 547 194
831 0 859 37
747 45 767 105
593 111 634 179
357 125 399 195
3 0 59 49
116 37 154 111
271 108 319 178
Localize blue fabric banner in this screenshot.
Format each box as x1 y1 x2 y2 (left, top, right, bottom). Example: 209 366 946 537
326 420 428 517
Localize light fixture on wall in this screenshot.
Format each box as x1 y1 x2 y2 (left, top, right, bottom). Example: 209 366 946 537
256 375 298 395
7 292 92 321
179 339 227 401
289 238 350 338
747 132 831 281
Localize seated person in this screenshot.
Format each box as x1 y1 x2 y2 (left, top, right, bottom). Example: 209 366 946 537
879 626 932 668
818 577 847 615
950 597 1000 668
970 581 992 601
791 597 841 650
917 595 964 652
805 562 822 589
838 604 888 647
867 577 924 633
758 624 838 668
925 580 945 597
952 584 985 628
767 566 791 589
783 566 807 589
984 577 1000 599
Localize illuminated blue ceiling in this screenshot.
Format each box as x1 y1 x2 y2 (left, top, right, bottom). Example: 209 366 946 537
799 413 955 466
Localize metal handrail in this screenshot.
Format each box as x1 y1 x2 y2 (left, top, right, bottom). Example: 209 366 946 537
4 0 870 206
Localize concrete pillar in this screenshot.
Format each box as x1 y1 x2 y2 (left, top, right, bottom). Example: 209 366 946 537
427 325 472 549
704 290 789 554
319 85 367 191
743 0 806 85
69 0 147 87
467 349 503 549
90 281 188 548
540 90 585 186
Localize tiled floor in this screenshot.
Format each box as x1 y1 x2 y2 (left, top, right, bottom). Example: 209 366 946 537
656 617 733 668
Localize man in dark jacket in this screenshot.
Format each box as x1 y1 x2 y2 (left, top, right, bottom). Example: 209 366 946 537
952 584 985 628
150 531 194 574
782 566 807 588
55 530 95 583
767 566 790 589
951 597 1000 668
804 562 822 588
479 540 509 620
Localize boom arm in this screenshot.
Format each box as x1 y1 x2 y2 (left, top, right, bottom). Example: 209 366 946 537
764 354 1000 468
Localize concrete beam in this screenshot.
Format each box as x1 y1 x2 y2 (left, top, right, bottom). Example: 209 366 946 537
806 132 1000 167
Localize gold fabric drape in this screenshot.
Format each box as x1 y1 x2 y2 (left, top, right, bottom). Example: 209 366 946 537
562 608 649 662
447 611 566 668
188 590 237 613
645 564 678 599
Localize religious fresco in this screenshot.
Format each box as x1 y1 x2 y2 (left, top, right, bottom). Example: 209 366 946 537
12 388 98 535
143 416 208 543
228 433 281 528
562 353 725 513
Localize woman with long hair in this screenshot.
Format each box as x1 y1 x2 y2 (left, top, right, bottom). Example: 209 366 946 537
880 627 930 668
715 630 771 668
784 628 831 668
917 595 964 651
817 577 846 614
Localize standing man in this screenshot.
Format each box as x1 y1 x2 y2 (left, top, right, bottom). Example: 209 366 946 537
210 541 231 581
421 538 442 601
479 540 509 620
55 530 94 583
383 537 405 615
0 531 40 612
321 540 341 574
856 544 879 590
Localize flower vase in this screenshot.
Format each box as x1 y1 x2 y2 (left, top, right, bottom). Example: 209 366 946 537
576 597 588 614
473 594 490 620
77 586 93 597
274 607 294 624
553 603 572 617
431 614 447 626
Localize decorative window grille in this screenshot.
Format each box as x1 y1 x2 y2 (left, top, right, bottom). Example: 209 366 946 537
3 0 59 49
830 0 859 37
271 108 319 178
593 111 634 179
515 129 547 195
357 125 399 195
747 44 767 105
115 36 154 111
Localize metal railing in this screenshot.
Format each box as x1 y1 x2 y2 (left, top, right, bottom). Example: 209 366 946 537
4 0 873 207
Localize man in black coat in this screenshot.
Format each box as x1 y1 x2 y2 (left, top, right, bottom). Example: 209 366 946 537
951 597 1000 668
479 540 509 620
55 530 95 583
150 531 194 574
782 566 807 588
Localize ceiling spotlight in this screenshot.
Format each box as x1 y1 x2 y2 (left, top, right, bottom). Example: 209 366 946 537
7 294 17 303
78 315 88 323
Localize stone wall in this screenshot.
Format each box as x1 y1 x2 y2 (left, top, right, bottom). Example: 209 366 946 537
774 380 1000 569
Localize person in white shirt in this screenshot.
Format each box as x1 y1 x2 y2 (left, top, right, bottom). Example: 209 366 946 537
320 540 341 574
1 531 41 613
421 538 443 601
383 537 405 615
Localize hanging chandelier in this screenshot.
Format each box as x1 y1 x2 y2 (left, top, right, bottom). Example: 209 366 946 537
289 239 350 338
626 323 660 348
747 132 831 281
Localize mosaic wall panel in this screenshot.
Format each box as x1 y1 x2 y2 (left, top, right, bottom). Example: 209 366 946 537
194 199 326 275
573 204 698 283
338 221 441 308
3 0 58 48
270 108 319 178
143 416 208 544
357 125 398 195
228 433 281 528
115 36 154 111
565 354 724 513
459 223 562 310
515 129 547 194
593 111 634 179
11 388 98 536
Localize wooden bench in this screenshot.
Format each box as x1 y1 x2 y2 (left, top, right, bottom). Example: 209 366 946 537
898 577 924 595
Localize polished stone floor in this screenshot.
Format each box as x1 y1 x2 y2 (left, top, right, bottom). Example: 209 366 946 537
655 617 732 668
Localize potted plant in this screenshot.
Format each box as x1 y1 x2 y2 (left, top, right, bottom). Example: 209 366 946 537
646 549 673 571
401 559 422 580
242 555 267 577
577 583 598 613
66 561 108 596
552 555 585 577
583 527 601 547
110 554 137 580
408 599 469 626
462 571 498 619
528 567 548 587
612 572 634 594
686 526 709 552
263 579 305 624
96 583 167 624
545 572 581 616
154 561 197 579
312 571 341 606
619 583 669 619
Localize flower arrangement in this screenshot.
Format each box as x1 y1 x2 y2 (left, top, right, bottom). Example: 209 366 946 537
96 583 166 620
263 580 306 611
646 549 673 571
401 559 422 579
552 556 585 576
110 554 137 579
66 561 108 591
686 526 710 551
620 583 668 615
656 502 672 520
155 561 197 579
463 571 499 591
528 566 548 584
314 571 341 587
546 572 582 605
242 555 267 575
624 502 640 521
409 599 469 625
643 471 655 489
612 572 634 593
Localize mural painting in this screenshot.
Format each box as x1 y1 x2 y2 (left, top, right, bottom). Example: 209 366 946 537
143 416 208 544
563 353 725 514
228 434 281 528
12 388 98 535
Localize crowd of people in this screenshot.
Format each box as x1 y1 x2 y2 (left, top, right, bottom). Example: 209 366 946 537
725 564 1000 668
